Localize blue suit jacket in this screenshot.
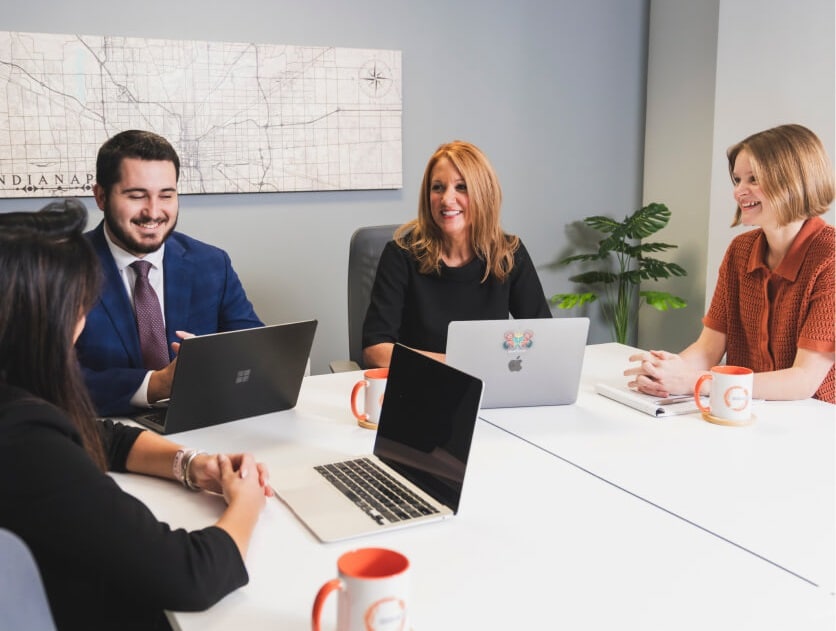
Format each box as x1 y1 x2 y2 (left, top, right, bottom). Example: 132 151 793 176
76 222 263 416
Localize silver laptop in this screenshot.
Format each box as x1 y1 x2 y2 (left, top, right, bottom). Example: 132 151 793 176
132 320 317 434
273 343 484 542
445 317 589 408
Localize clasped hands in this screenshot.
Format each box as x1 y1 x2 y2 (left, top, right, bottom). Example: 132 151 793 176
624 349 698 398
188 452 274 501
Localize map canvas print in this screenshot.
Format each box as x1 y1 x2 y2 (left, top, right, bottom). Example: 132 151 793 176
0 31 402 197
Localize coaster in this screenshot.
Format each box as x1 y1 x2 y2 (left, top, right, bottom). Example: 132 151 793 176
701 411 755 427
357 419 378 430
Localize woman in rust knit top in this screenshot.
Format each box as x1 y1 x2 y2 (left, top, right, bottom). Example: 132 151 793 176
625 124 835 403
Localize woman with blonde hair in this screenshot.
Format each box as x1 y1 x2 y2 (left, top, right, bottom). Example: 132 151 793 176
363 140 551 368
626 124 835 402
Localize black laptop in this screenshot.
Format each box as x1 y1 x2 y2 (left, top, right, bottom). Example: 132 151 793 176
132 320 317 434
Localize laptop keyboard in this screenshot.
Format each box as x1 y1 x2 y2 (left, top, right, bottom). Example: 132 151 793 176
133 408 167 429
315 458 439 525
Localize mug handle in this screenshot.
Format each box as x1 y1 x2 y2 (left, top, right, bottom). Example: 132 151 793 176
312 578 343 631
351 380 369 421
694 374 712 413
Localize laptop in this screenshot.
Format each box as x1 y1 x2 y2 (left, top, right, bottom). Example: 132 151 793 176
273 343 484 542
132 320 317 434
445 317 589 408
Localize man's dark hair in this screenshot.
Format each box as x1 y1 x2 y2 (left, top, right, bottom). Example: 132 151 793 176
95 130 181 195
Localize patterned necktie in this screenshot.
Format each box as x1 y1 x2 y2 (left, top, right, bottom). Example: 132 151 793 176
130 260 169 370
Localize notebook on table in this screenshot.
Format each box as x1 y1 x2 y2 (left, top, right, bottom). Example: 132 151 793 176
273 343 484 543
131 320 317 434
445 317 589 408
594 382 704 417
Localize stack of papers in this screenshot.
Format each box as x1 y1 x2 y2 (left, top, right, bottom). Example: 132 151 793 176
594 382 704 417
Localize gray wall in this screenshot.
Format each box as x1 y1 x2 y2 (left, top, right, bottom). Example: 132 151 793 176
641 0 835 352
1 0 649 373
640 0 719 352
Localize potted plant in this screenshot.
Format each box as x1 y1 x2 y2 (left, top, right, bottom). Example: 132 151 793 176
550 202 687 344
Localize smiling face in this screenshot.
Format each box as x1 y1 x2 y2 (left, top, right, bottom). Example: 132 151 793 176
429 157 471 242
94 157 178 257
732 150 772 227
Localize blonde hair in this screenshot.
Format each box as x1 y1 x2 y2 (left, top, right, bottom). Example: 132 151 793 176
395 140 519 282
727 124 834 226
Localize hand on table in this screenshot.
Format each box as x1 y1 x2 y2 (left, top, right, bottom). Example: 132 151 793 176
190 452 274 498
624 349 699 398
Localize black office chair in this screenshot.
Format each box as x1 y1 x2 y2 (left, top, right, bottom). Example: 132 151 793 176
0 528 57 631
330 224 399 373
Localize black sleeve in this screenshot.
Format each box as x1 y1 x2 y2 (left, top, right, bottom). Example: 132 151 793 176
362 240 411 348
1 404 248 617
97 418 145 472
509 241 552 318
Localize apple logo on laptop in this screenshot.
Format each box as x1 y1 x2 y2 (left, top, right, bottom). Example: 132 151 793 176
508 356 522 372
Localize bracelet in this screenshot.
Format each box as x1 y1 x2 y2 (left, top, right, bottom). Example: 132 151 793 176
172 449 188 484
183 449 207 491
172 448 206 491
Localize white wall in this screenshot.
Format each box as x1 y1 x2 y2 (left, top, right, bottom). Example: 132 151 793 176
641 0 835 352
0 0 650 373
706 0 835 310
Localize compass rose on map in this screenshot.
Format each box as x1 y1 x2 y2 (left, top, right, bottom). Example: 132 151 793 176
359 59 394 98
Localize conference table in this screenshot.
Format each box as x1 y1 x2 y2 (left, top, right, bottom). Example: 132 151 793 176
480 343 836 593
112 343 835 630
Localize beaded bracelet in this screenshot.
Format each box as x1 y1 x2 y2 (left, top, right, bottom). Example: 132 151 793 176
172 449 189 484
172 448 206 491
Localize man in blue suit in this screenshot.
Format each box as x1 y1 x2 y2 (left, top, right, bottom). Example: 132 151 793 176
76 130 263 416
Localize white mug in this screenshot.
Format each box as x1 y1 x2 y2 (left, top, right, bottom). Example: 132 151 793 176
350 368 388 429
694 365 754 425
312 547 409 631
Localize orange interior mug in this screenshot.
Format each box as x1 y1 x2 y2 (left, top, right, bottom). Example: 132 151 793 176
350 368 388 429
694 365 754 425
312 547 409 631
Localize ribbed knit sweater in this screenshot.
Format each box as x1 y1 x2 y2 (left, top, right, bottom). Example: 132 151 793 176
704 217 834 403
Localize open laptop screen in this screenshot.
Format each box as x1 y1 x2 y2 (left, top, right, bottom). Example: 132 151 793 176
373 344 483 513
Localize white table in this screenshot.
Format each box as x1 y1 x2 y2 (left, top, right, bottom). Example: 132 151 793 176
113 369 835 630
479 343 836 593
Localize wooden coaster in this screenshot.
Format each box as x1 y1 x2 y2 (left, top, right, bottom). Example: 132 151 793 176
701 411 755 427
357 419 378 430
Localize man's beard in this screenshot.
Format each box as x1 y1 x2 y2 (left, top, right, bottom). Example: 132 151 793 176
103 202 177 255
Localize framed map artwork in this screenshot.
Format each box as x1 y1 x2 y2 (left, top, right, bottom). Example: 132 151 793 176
0 31 402 197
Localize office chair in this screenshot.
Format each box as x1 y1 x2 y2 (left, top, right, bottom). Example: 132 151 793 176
330 224 399 373
0 528 57 631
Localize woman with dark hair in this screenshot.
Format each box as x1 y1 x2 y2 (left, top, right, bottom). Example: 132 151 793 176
0 199 271 630
625 124 835 402
362 140 551 368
